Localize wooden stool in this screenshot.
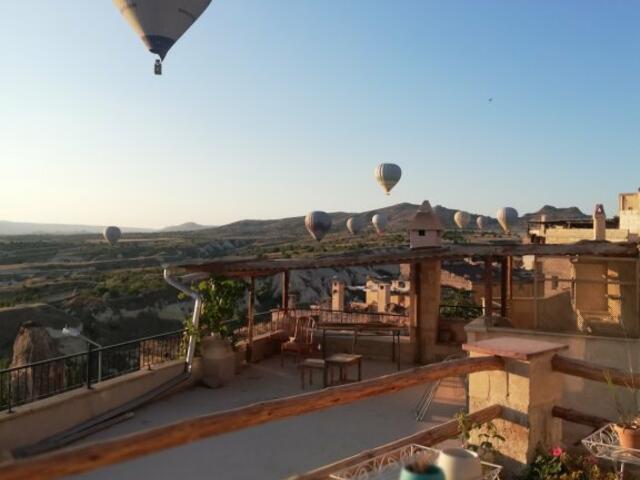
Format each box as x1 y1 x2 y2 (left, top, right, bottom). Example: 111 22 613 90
325 354 362 384
298 358 326 389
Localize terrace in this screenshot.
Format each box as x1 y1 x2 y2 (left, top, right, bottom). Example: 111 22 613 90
1 239 639 479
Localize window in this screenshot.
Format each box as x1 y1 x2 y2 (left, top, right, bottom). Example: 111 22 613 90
418 229 426 236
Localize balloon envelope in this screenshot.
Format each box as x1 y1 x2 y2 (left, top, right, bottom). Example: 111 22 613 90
496 207 519 232
305 211 332 241
113 0 212 60
374 163 402 195
476 215 486 230
103 226 122 246
346 217 360 235
454 211 470 229
372 213 388 235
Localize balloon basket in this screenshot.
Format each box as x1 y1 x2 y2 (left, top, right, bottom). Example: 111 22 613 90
154 59 162 75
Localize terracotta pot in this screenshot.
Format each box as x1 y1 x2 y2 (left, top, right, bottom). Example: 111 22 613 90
201 334 235 388
614 424 640 450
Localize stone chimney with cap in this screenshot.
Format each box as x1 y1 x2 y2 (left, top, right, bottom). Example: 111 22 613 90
593 204 606 241
331 278 346 311
409 201 443 249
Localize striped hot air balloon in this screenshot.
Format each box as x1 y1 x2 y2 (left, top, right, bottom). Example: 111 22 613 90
346 217 360 235
496 207 519 233
372 213 388 235
113 0 212 74
374 164 402 195
305 211 332 241
454 211 470 230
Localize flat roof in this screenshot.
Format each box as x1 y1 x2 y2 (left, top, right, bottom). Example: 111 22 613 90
167 241 639 278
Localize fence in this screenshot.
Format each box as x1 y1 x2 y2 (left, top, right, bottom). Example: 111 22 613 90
0 329 184 413
228 308 411 341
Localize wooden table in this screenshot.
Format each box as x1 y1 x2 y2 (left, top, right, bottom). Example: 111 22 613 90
317 322 403 371
325 353 362 384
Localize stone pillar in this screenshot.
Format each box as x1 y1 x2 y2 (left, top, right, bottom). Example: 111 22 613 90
377 283 391 313
593 204 606 241
409 260 441 364
464 337 567 475
331 278 346 311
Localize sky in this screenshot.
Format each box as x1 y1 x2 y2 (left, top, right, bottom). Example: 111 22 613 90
1 1 639 228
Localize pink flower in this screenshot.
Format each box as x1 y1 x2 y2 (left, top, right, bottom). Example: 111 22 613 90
551 447 564 457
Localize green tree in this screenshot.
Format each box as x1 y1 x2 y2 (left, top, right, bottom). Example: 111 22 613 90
187 277 246 344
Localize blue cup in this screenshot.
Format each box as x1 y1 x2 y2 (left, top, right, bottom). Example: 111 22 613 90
399 464 445 480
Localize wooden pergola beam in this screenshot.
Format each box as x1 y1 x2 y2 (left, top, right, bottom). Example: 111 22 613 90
171 242 639 278
0 356 504 480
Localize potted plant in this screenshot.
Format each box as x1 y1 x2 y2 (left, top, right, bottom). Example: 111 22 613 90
187 277 246 388
455 411 505 462
400 453 445 480
607 377 640 449
604 347 640 449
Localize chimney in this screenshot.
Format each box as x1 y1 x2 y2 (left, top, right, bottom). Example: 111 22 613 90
331 278 346 311
377 283 391 313
593 204 606 241
539 214 547 235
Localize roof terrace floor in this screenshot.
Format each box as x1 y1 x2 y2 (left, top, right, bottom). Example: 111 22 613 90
67 356 465 480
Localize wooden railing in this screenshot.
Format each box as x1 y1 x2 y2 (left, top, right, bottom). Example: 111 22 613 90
551 354 640 388
0 355 504 480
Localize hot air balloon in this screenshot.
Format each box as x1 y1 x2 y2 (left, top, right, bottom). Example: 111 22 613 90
374 164 402 195
372 213 388 235
346 217 360 235
454 211 470 230
113 0 212 75
103 226 122 246
305 211 332 241
476 215 486 230
496 207 519 233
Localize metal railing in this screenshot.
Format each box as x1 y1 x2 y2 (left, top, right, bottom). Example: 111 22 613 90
438 304 483 319
0 329 184 413
230 307 411 341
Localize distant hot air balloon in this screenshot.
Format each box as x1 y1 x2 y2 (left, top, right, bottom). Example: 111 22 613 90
346 217 360 235
372 213 388 235
374 164 402 195
454 211 470 230
305 211 332 241
476 215 486 230
103 226 122 246
112 0 213 75
496 207 519 233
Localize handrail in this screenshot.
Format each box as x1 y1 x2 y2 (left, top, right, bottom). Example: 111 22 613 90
0 329 185 413
0 329 185 374
0 355 504 480
551 354 640 388
289 405 502 480
551 406 610 429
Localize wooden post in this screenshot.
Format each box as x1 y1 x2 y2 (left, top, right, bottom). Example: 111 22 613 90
410 262 422 364
500 257 508 317
484 257 493 317
533 263 539 329
247 277 255 363
508 256 514 300
282 271 290 311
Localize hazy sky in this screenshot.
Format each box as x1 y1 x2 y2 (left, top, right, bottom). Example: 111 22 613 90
2 1 639 228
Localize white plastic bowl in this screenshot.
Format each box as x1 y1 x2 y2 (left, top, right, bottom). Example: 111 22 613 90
435 448 483 480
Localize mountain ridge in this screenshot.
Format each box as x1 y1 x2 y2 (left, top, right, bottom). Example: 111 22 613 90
0 204 589 237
